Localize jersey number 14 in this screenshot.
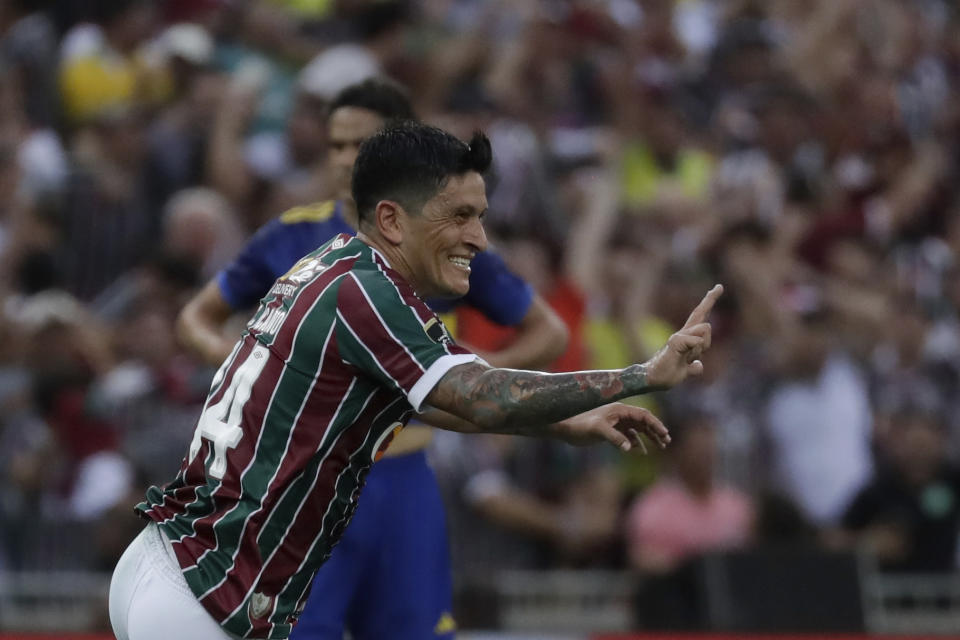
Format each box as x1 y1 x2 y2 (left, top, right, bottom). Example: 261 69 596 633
189 343 270 479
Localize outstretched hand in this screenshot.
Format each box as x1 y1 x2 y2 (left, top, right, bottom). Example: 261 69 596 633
553 403 671 452
644 284 723 390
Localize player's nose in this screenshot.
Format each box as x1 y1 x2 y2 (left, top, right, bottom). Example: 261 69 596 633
464 216 487 252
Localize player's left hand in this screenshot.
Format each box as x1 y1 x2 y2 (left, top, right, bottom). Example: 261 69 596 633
552 403 670 452
643 284 723 389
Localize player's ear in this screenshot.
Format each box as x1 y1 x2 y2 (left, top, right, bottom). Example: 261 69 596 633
375 200 404 245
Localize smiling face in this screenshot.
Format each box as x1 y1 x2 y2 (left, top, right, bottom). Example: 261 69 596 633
399 171 488 298
328 106 385 202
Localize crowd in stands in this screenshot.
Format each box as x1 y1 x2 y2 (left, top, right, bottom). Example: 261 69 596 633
1 0 960 629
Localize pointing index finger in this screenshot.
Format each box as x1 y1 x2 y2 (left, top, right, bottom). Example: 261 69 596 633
683 284 724 329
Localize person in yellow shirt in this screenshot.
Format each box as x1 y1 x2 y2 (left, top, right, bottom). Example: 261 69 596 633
59 0 168 125
619 97 714 218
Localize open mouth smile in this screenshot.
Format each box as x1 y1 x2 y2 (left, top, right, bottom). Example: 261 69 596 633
448 256 472 271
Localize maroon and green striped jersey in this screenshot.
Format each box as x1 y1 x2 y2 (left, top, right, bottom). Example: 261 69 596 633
136 235 477 639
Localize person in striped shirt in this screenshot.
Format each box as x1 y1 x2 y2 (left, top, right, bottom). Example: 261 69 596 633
109 121 721 640
176 78 569 640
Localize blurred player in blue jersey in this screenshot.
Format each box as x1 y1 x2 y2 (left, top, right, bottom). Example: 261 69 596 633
177 78 569 639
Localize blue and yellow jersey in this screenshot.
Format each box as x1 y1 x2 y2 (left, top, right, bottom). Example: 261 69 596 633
216 200 534 326
217 201 351 310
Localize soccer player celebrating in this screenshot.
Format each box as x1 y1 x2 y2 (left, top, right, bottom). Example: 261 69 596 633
176 79 569 639
109 121 721 640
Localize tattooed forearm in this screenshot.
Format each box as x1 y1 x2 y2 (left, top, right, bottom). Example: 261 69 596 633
429 362 658 435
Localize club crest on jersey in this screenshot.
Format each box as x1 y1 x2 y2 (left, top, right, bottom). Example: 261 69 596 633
423 316 452 345
249 591 275 621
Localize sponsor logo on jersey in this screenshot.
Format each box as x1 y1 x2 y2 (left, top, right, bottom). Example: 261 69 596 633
373 422 404 462
281 242 345 284
268 282 298 298
285 257 328 284
423 316 452 345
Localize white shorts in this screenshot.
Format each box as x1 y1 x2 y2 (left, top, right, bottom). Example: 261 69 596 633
109 521 240 640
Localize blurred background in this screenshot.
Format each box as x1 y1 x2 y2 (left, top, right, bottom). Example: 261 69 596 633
0 0 959 637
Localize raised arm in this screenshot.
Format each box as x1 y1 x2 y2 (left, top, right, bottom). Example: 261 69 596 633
207 80 259 208
176 280 237 366
426 285 723 434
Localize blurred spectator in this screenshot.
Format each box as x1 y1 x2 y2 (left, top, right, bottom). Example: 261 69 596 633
763 308 874 527
55 106 159 301
870 295 950 422
143 23 222 207
297 43 379 105
581 217 673 389
660 328 768 494
0 51 68 206
432 431 624 576
0 320 52 571
484 4 615 129
0 0 60 129
58 0 164 126
161 186 244 279
295 1 413 98
207 53 328 227
627 407 755 632
614 88 715 223
837 402 960 572
206 1 417 227
99 284 211 487
625 410 754 574
711 83 820 233
9 290 131 523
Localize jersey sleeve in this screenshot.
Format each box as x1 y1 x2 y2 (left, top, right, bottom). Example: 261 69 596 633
428 250 534 326
334 270 478 412
216 219 291 310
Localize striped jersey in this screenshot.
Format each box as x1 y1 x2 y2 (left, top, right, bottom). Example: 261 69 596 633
136 235 478 639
